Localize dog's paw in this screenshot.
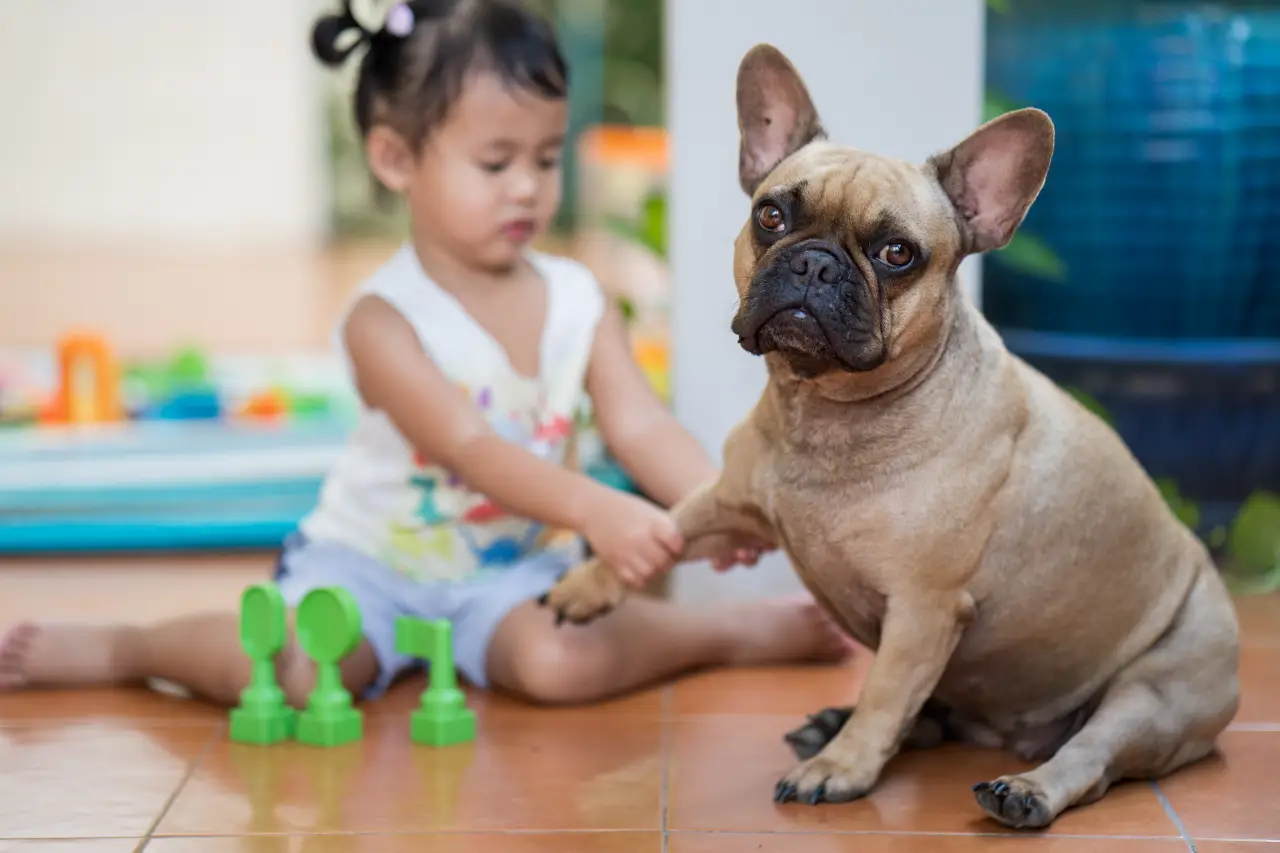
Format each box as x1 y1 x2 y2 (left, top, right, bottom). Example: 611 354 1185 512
536 558 627 626
783 707 854 760
973 776 1055 829
773 753 875 806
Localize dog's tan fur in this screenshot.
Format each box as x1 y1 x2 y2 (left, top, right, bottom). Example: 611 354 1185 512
540 44 1240 829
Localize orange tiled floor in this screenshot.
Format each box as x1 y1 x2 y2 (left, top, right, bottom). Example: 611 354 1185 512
1 557 1278 852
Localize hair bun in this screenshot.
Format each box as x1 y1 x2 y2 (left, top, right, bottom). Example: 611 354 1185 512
311 10 368 67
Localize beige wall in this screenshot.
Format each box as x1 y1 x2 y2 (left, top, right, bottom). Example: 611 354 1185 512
0 0 329 247
0 0 334 353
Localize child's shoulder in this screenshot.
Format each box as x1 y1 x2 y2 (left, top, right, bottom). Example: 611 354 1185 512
528 249 604 296
352 242 423 301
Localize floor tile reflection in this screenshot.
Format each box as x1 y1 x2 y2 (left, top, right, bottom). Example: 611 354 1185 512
666 716 1179 837
145 832 661 853
156 715 662 835
0 722 211 839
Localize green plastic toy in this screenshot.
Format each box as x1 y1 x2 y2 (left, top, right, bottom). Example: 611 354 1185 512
294 587 365 747
229 583 297 744
395 617 476 747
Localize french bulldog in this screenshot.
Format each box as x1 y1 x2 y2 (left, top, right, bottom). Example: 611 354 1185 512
539 43 1240 830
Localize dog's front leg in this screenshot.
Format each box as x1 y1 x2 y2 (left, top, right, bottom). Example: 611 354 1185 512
776 590 974 804
538 475 772 625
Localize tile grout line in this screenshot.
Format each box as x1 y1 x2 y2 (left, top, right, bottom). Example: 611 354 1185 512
664 829 1188 839
96 828 1189 840
660 685 672 853
1150 780 1197 853
132 723 223 853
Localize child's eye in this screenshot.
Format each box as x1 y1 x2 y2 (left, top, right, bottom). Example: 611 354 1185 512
480 161 509 174
538 157 561 171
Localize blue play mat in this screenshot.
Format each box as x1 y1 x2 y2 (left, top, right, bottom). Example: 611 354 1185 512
0 420 349 553
0 418 638 555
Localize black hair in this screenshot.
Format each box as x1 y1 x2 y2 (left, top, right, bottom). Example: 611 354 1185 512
312 0 569 147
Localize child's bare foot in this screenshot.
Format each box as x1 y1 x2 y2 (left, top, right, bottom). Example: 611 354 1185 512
0 622 140 691
720 596 858 667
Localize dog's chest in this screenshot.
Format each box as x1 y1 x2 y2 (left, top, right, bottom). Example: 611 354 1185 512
762 482 892 648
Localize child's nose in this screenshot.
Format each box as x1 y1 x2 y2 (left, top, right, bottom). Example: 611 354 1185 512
510 168 539 201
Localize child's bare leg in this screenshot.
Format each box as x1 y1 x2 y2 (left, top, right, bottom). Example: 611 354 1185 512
486 593 856 705
0 612 378 708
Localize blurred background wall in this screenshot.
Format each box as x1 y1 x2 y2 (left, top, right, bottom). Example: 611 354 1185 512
0 0 330 352
0 0 1276 597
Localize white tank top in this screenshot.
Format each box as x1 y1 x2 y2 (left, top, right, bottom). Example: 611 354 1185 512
299 243 605 582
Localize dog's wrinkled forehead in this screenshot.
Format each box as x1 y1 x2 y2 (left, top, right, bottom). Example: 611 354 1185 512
763 142 958 248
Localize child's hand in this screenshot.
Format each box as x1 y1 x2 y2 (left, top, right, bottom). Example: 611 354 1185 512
582 490 684 589
710 538 775 572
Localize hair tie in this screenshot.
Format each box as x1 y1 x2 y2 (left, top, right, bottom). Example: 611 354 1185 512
384 3 416 37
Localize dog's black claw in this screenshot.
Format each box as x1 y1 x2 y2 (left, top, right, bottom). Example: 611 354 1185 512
774 780 797 804
555 611 566 626
973 777 1052 829
782 706 854 760
536 593 549 606
806 784 826 805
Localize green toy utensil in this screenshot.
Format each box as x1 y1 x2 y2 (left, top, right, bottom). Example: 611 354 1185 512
294 586 364 747
395 616 476 747
229 582 296 744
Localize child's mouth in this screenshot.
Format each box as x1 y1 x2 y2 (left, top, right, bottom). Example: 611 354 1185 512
501 220 536 243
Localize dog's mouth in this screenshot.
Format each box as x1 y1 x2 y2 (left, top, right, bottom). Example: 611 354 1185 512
752 306 837 358
753 307 843 378
735 299 884 375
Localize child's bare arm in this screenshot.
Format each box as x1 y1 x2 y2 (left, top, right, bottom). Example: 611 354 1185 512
586 300 774 571
585 300 719 507
343 295 681 582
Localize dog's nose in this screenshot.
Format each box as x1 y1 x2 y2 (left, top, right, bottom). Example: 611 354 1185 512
789 246 844 286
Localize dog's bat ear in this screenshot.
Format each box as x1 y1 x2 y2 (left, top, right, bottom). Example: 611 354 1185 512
736 44 825 197
928 107 1055 255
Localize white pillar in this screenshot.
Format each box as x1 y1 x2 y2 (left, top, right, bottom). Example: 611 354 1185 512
666 0 986 604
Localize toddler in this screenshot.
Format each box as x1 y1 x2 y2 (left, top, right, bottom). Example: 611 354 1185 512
0 0 853 707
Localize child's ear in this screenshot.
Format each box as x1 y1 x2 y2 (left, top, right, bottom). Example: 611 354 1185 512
365 125 416 193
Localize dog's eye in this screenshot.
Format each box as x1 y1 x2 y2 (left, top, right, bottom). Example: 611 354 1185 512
756 203 786 233
877 242 914 268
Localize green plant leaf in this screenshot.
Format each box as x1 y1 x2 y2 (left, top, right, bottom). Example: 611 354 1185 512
1225 562 1280 596
617 295 637 323
601 213 641 243
1155 478 1201 531
637 189 668 259
1064 387 1114 427
1227 491 1280 576
992 232 1068 283
984 91 1023 123
987 0 1012 14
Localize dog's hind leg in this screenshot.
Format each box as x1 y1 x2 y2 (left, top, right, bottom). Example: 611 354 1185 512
973 567 1240 830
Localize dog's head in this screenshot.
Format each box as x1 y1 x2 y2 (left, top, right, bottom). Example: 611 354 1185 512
729 44 1054 389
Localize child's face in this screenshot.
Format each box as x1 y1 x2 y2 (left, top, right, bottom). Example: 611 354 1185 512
398 71 568 272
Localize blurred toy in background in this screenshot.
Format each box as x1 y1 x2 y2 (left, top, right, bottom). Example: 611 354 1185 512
0 335 354 432
567 125 673 492
125 346 222 421
571 124 672 403
0 334 361 554
42 331 124 425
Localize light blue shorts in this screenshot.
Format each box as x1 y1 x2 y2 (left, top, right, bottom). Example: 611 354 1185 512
272 530 573 698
